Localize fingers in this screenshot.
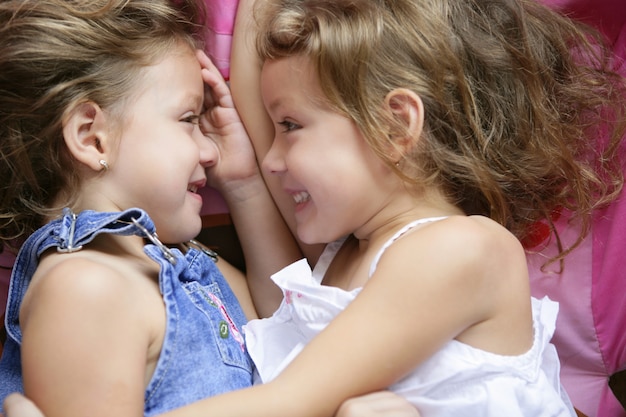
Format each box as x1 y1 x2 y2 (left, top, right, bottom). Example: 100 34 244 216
3 394 45 417
196 50 233 109
196 49 218 74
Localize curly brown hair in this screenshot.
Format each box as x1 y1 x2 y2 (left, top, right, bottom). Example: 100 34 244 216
0 0 206 251
255 0 626 265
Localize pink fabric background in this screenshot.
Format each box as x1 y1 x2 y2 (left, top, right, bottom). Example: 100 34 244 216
530 1 626 415
203 0 239 80
199 0 238 216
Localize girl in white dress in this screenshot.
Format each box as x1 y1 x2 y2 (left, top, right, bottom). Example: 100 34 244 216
9 0 620 416
156 0 624 416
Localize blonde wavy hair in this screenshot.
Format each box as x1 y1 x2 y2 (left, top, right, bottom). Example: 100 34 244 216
255 0 626 265
0 0 205 250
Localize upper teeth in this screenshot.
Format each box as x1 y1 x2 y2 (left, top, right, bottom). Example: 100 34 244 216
188 185 198 193
293 191 310 204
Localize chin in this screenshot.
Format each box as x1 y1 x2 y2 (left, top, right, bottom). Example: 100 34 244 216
297 228 325 246
161 224 202 245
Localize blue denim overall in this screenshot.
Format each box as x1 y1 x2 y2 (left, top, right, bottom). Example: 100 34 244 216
0 208 254 416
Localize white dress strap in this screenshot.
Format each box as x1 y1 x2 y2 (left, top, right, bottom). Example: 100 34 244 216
368 216 448 278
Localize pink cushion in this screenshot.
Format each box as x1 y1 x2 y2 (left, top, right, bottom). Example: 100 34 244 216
203 0 239 80
532 3 626 416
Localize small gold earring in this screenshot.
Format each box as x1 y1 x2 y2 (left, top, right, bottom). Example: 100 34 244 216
99 159 109 171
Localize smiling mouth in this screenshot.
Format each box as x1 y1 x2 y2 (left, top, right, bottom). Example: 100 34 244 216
293 191 310 204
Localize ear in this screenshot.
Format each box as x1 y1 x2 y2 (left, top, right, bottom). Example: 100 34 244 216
384 88 424 162
62 102 111 172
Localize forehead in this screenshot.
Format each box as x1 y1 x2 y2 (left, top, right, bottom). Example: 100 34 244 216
131 46 203 110
261 55 316 86
261 56 325 112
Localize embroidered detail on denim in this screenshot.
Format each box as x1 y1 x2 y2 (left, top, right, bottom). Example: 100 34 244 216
205 291 245 351
219 321 229 338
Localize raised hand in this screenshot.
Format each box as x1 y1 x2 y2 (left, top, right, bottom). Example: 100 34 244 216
196 50 260 195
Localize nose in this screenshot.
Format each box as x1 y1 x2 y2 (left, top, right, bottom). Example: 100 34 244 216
195 130 218 168
262 136 287 175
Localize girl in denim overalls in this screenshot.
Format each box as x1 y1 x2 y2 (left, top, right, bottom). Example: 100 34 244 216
0 0 299 415
0 0 421 416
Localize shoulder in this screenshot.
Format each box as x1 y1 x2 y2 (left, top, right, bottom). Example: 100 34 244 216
22 253 156 326
394 215 524 263
31 255 130 297
363 216 532 347
376 215 528 290
18 254 161 414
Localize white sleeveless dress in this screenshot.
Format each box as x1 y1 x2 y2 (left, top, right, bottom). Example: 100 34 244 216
244 218 576 416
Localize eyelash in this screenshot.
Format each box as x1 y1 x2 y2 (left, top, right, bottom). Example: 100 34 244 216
182 114 200 125
278 120 299 132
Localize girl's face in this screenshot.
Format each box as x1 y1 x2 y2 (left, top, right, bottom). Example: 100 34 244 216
261 56 400 244
102 46 216 243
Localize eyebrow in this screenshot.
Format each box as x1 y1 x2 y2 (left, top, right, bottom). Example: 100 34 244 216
266 100 279 114
265 96 287 115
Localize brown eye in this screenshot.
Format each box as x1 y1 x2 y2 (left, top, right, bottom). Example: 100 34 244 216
278 120 299 132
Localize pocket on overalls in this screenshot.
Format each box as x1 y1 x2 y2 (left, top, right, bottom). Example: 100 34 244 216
183 281 252 371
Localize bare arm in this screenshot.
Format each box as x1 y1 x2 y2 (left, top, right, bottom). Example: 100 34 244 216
1 392 421 417
230 0 324 266
20 258 152 417
159 218 528 417
198 51 301 316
